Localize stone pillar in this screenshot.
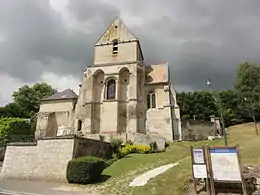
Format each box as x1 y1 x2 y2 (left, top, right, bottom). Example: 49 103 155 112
127 65 138 133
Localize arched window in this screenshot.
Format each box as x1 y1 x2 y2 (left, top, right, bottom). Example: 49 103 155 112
112 39 119 54
77 120 82 131
106 79 116 100
147 91 156 109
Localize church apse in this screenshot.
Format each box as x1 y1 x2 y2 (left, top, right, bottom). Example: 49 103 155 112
117 67 130 133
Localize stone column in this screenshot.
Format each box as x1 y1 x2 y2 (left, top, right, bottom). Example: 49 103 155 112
127 65 138 133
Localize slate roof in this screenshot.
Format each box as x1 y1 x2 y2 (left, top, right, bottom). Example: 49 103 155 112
42 89 78 101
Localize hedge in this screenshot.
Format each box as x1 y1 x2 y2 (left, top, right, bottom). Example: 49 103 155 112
66 156 106 184
0 118 32 144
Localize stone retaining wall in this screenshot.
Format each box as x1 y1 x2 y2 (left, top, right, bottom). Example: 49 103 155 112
0 137 74 181
0 136 113 181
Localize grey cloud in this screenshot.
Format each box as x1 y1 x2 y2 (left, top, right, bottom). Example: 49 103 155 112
0 0 119 82
1 0 260 92
125 0 260 91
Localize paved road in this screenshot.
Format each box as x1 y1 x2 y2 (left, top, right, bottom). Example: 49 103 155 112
0 179 88 195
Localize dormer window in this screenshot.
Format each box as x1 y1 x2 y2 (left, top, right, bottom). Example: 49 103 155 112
112 39 119 54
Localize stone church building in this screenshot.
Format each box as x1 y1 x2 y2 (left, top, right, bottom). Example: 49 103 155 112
35 18 182 142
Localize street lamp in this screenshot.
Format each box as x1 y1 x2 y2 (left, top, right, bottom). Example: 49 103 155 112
244 96 259 135
206 79 228 146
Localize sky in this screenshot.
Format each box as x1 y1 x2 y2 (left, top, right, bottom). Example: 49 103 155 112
1 0 260 105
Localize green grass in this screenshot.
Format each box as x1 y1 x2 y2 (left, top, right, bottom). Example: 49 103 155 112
82 123 260 195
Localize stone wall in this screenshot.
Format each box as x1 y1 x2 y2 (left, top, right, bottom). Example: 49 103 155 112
182 119 218 141
146 108 174 141
73 137 112 159
1 137 74 181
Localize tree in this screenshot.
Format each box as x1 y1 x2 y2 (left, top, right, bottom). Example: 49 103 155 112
12 83 56 118
235 62 260 123
177 91 217 121
0 103 26 118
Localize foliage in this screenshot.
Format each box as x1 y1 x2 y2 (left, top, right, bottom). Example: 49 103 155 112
118 144 152 158
12 83 56 118
99 135 105 141
66 156 106 184
110 138 123 155
177 91 217 121
0 118 33 144
0 103 27 118
149 141 158 151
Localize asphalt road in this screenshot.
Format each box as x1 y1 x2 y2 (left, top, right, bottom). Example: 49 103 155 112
0 179 86 195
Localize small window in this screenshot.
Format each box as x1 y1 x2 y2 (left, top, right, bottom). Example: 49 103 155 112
77 120 82 131
106 79 116 100
147 91 156 109
112 39 119 54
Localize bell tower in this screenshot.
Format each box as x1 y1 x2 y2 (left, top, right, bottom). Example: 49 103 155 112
94 17 144 65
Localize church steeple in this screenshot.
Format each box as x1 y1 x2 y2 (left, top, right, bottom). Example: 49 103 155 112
93 17 144 65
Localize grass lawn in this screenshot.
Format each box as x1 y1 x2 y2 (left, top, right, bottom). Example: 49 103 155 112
87 123 260 195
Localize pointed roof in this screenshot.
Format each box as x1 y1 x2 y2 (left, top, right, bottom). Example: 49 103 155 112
42 89 78 101
95 17 138 45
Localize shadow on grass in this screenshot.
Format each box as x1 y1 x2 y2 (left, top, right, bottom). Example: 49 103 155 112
91 174 111 184
197 183 257 195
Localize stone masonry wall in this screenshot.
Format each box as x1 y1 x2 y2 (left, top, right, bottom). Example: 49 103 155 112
146 108 174 141
0 137 74 181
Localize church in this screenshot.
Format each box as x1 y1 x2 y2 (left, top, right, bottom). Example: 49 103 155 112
35 18 182 142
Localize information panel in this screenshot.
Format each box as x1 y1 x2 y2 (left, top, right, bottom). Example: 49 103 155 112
209 148 242 181
193 148 205 164
193 164 207 179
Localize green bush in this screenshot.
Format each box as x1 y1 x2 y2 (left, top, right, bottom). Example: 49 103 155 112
0 118 32 144
110 138 123 157
66 156 106 184
117 144 152 158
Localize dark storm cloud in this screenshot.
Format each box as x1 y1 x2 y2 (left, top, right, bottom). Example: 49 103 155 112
0 0 119 81
1 0 260 91
127 0 260 91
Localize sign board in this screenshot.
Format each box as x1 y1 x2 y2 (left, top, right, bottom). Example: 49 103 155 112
209 147 242 182
193 148 205 164
190 146 210 194
193 164 207 179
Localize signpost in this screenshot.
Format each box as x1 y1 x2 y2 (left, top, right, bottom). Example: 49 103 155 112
190 146 209 194
190 145 248 194
207 146 247 195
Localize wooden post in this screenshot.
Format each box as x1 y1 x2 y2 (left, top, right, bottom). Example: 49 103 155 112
206 145 216 195
190 146 198 194
203 146 210 195
237 145 248 195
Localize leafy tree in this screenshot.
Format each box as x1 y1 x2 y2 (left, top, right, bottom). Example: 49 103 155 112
177 91 217 121
12 83 56 118
235 62 260 123
0 103 26 118
235 62 260 97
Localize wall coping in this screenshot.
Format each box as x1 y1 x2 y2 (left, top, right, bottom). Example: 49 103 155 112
7 142 37 146
38 135 75 140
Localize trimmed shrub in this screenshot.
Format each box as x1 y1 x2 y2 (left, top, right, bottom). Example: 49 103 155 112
0 118 32 144
66 156 106 184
